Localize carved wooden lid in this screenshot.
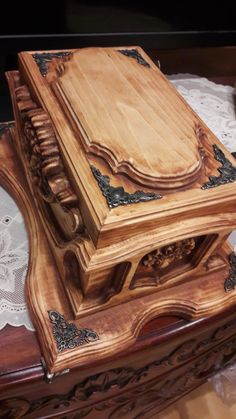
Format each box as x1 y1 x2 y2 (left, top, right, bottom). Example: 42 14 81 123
24 47 203 190
14 46 236 247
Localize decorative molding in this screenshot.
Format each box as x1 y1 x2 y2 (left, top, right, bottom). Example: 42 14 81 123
201 144 236 189
1 319 235 417
224 252 236 292
32 52 72 77
91 166 161 208
118 49 151 68
48 310 99 352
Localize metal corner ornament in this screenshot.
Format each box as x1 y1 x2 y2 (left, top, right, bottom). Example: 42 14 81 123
224 253 236 292
91 166 161 208
118 49 151 68
32 52 72 77
202 144 236 189
48 310 99 352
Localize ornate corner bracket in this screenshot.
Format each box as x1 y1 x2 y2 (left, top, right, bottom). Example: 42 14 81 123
201 144 236 189
91 166 161 208
224 252 236 292
32 52 72 76
48 310 99 352
118 49 151 68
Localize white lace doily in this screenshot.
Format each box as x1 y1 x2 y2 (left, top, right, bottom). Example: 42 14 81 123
0 74 235 331
168 74 236 153
0 188 33 330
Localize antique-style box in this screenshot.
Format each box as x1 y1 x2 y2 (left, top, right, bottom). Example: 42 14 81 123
6 46 236 375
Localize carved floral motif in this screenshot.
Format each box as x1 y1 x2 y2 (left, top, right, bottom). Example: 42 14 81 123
141 238 196 270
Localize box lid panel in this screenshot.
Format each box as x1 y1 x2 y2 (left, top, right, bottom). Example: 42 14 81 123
27 47 203 190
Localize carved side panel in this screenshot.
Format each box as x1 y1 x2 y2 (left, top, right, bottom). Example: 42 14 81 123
130 236 206 289
14 80 83 240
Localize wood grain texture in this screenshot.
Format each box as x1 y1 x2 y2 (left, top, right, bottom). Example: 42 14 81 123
50 47 202 190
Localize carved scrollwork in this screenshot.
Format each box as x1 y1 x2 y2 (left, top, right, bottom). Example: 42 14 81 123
141 238 196 270
75 334 236 419
15 82 83 236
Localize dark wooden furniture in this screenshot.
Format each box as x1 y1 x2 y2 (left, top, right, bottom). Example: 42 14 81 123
0 46 236 419
1 292 236 419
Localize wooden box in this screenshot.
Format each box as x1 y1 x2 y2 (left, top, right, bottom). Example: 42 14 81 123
5 46 236 374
